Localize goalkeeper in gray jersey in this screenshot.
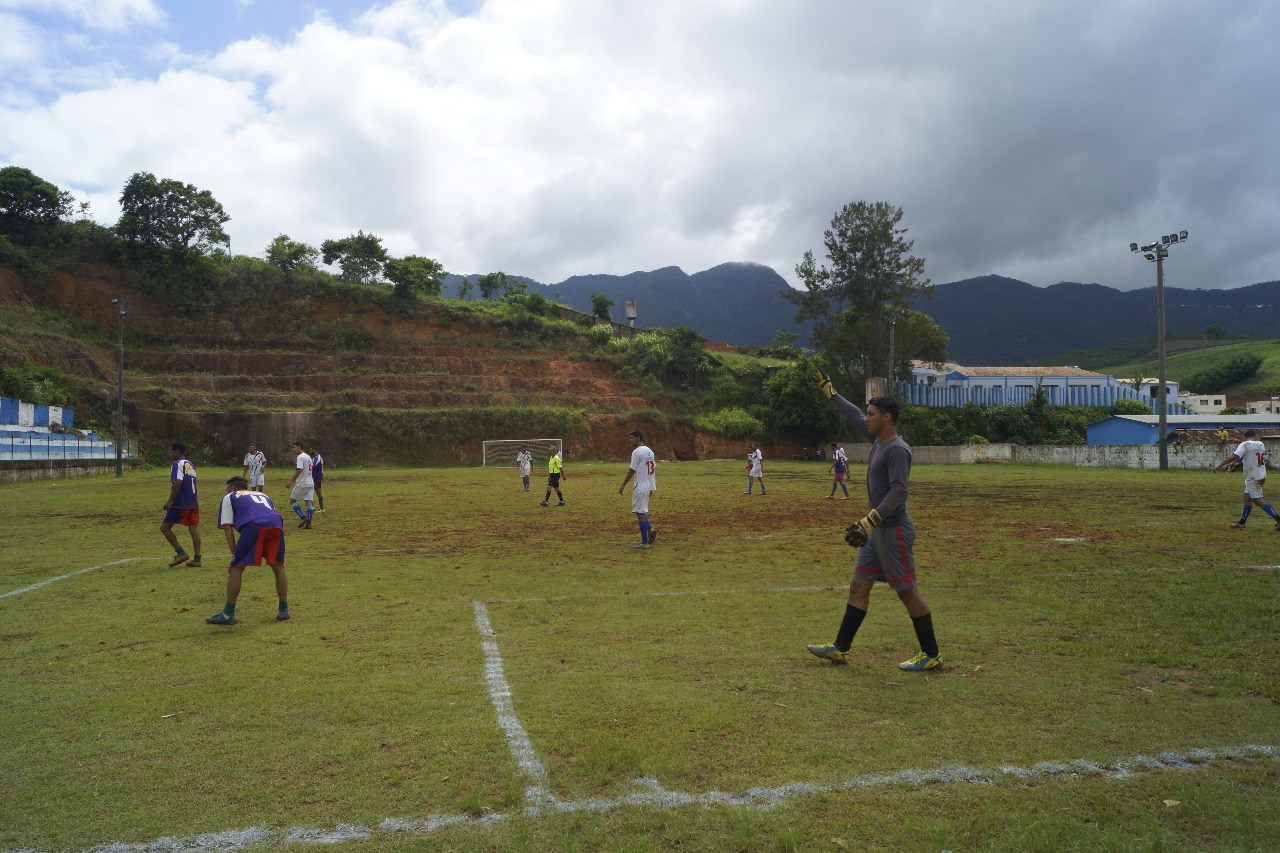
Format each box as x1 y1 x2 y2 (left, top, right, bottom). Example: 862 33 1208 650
806 368 943 671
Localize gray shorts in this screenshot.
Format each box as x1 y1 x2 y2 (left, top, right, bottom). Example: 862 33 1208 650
854 517 917 591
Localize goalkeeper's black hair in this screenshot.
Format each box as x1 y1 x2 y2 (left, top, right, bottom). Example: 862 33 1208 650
629 429 645 440
867 396 900 423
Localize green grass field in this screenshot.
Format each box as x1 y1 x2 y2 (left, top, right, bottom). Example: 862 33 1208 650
2 461 1279 852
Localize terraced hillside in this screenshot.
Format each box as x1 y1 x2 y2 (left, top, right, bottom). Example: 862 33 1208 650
1 264 763 465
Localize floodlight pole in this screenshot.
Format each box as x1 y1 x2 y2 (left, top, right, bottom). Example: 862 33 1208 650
111 298 127 477
1129 231 1187 471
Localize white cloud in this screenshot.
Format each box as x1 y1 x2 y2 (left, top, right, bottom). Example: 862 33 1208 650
1 0 1278 290
0 0 163 31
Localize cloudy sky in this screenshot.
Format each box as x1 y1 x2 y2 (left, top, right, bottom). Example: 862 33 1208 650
1 0 1277 291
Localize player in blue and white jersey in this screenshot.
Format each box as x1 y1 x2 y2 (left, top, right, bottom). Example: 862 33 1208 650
286 441 315 528
1214 430 1279 530
827 442 850 499
160 442 202 567
206 476 288 625
242 442 267 491
618 429 658 548
309 445 325 512
807 369 943 673
516 445 533 491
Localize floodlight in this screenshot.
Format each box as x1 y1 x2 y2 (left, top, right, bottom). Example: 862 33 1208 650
1162 235 1170 245
1130 242 1139 252
1144 253 1155 261
1179 230 1188 240
1169 233 1179 243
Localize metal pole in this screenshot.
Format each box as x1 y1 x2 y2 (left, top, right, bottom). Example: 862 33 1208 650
115 302 124 477
887 314 896 394
1155 250 1168 471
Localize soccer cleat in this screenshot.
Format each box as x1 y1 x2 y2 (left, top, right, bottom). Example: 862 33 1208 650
806 643 848 665
303 518 312 529
648 528 658 545
298 517 308 528
277 610 290 621
632 543 649 549
825 495 835 499
206 612 236 625
168 553 190 567
840 496 850 500
187 560 202 568
540 501 549 507
899 651 943 671
557 501 566 506
1230 521 1247 529
1275 519 1280 532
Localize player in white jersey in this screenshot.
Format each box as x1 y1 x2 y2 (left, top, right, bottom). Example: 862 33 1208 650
516 446 533 491
242 442 267 491
286 440 316 529
618 429 658 548
745 443 766 495
1214 429 1279 530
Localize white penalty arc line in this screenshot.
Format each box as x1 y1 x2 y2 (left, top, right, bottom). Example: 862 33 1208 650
10 743 1276 853
0 558 153 599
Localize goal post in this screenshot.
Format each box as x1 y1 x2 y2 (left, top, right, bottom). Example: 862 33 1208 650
482 439 563 468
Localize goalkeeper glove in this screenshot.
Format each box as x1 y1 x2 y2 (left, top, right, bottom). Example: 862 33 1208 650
814 367 836 399
844 509 882 547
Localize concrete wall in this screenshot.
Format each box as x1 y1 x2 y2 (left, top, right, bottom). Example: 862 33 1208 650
838 442 1257 470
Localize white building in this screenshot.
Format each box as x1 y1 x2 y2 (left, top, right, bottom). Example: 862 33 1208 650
1178 391 1227 415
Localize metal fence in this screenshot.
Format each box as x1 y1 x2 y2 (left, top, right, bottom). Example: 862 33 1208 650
895 381 1192 414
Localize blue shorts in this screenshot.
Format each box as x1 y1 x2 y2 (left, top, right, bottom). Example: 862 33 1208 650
229 524 286 568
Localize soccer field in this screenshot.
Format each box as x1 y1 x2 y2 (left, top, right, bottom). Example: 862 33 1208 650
2 461 1278 851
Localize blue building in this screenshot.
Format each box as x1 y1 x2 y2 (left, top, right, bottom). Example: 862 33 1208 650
1086 415 1280 446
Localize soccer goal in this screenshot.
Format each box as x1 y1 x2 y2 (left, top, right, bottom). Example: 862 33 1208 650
482 439 563 468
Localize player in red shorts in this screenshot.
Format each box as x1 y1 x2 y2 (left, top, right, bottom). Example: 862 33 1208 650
206 476 289 625
160 442 202 567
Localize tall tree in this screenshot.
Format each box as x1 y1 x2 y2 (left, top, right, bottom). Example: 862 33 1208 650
115 172 230 258
590 291 614 322
785 201 937 390
321 231 388 284
477 271 508 300
0 167 74 237
265 234 320 272
385 255 447 299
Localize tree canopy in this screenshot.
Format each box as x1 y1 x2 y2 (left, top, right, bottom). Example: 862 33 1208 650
385 255 447 299
321 231 388 284
785 201 941 396
265 234 320 272
115 172 230 258
0 167 75 236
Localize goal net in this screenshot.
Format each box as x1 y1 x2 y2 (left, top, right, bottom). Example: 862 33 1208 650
482 438 563 468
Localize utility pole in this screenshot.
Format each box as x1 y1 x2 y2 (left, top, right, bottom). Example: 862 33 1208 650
110 298 127 477
1130 231 1187 471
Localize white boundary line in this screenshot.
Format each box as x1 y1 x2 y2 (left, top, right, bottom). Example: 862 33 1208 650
7 588 1280 852
0 558 153 599
487 586 827 604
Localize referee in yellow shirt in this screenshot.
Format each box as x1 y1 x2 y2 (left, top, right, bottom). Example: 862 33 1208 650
540 451 566 506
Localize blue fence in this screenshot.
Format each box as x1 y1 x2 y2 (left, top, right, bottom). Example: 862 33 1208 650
895 382 1192 414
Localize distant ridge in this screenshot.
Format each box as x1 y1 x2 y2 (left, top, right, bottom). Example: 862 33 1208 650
447 266 1280 364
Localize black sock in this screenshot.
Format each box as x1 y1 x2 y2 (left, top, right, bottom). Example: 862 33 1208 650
911 612 940 657
834 605 867 652
544 491 551 501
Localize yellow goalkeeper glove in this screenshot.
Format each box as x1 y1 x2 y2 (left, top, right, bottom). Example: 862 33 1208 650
814 366 836 399
844 509 882 548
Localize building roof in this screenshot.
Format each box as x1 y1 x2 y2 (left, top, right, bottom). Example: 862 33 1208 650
948 365 1104 378
1101 415 1280 426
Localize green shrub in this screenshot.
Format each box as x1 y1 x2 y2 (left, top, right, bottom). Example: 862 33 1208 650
696 407 765 440
326 328 378 352
1184 354 1263 393
0 365 76 406
1113 398 1153 415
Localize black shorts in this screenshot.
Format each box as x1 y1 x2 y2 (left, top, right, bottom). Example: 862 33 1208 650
547 473 561 488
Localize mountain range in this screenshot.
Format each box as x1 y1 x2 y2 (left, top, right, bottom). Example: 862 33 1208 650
447 268 1280 365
